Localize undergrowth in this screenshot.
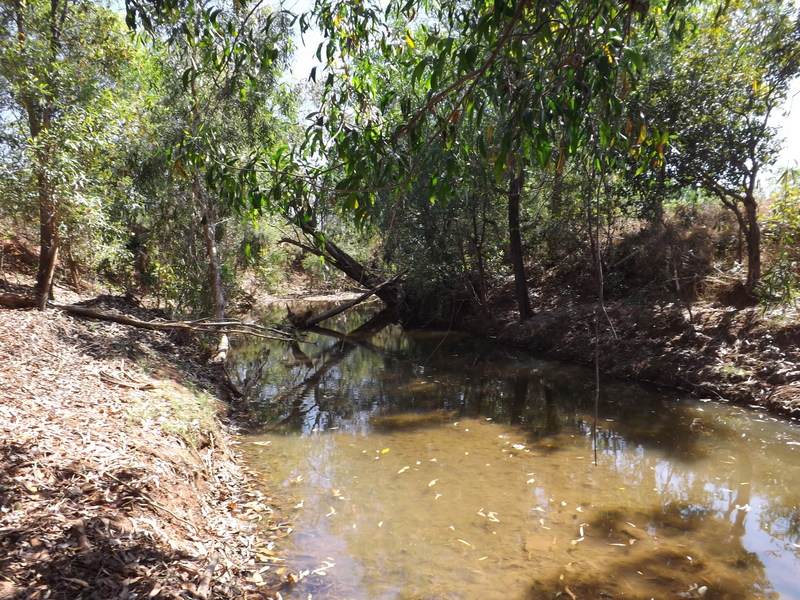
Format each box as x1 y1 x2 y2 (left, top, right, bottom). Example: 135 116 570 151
127 382 221 449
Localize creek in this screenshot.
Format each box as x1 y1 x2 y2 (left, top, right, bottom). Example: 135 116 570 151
231 302 800 600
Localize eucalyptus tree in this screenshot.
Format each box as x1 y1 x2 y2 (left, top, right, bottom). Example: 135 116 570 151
269 0 684 319
632 0 800 299
0 0 145 309
124 0 683 320
125 0 292 319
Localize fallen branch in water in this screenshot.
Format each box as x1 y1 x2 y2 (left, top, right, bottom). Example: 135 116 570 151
49 301 294 341
288 270 407 328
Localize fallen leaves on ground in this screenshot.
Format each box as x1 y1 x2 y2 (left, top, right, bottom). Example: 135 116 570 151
0 301 288 599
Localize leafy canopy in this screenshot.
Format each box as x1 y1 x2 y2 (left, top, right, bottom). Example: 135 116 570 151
279 0 687 220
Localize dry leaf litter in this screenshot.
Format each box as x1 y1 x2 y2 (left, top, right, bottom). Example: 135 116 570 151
0 300 291 599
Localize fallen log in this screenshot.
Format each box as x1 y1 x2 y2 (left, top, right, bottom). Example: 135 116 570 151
280 216 405 308
290 271 407 329
49 301 293 341
0 293 37 309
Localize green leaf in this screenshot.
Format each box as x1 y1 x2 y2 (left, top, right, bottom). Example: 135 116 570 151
411 60 427 88
493 150 507 186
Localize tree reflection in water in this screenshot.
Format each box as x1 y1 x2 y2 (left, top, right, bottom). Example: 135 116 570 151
232 304 800 600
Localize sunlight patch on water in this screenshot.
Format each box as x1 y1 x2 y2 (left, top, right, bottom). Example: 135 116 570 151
244 412 796 600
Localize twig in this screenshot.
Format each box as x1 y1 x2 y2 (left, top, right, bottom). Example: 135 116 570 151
196 552 219 599
99 370 156 390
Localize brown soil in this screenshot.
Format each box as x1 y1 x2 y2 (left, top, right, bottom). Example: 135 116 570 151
0 282 293 598
463 290 800 420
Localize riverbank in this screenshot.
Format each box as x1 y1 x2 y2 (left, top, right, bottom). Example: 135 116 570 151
0 293 290 599
462 292 800 420
2 278 797 599
260 284 800 420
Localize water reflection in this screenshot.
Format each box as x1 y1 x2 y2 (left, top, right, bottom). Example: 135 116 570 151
232 304 800 600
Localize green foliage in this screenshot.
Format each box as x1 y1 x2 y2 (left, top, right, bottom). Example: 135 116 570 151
290 0 684 217
0 0 151 282
639 0 800 189
115 0 298 316
630 0 800 293
762 173 800 304
236 216 294 293
1 0 797 319
126 0 295 195
375 147 511 313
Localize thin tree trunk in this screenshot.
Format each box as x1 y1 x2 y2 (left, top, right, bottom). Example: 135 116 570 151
652 159 666 226
508 169 532 321
743 193 761 295
65 242 80 290
35 174 58 310
196 178 228 362
549 138 567 217
714 186 760 301
470 206 487 305
30 2 62 310
189 43 225 325
196 179 225 320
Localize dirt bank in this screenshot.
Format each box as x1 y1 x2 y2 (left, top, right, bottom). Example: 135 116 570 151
0 294 291 599
463 294 800 420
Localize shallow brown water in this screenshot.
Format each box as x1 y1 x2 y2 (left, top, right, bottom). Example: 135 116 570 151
234 305 800 600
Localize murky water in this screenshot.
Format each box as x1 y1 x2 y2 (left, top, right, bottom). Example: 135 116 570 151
233 303 800 600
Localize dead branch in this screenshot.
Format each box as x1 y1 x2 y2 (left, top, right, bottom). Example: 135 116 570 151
196 552 219 599
292 270 407 329
0 293 36 309
48 301 294 341
99 370 157 390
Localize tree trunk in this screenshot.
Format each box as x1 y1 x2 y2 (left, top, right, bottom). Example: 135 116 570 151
65 242 80 290
508 169 533 321
20 0 62 311
35 175 59 310
714 186 760 303
743 193 761 295
196 178 225 320
469 207 487 305
189 47 225 322
293 218 405 308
